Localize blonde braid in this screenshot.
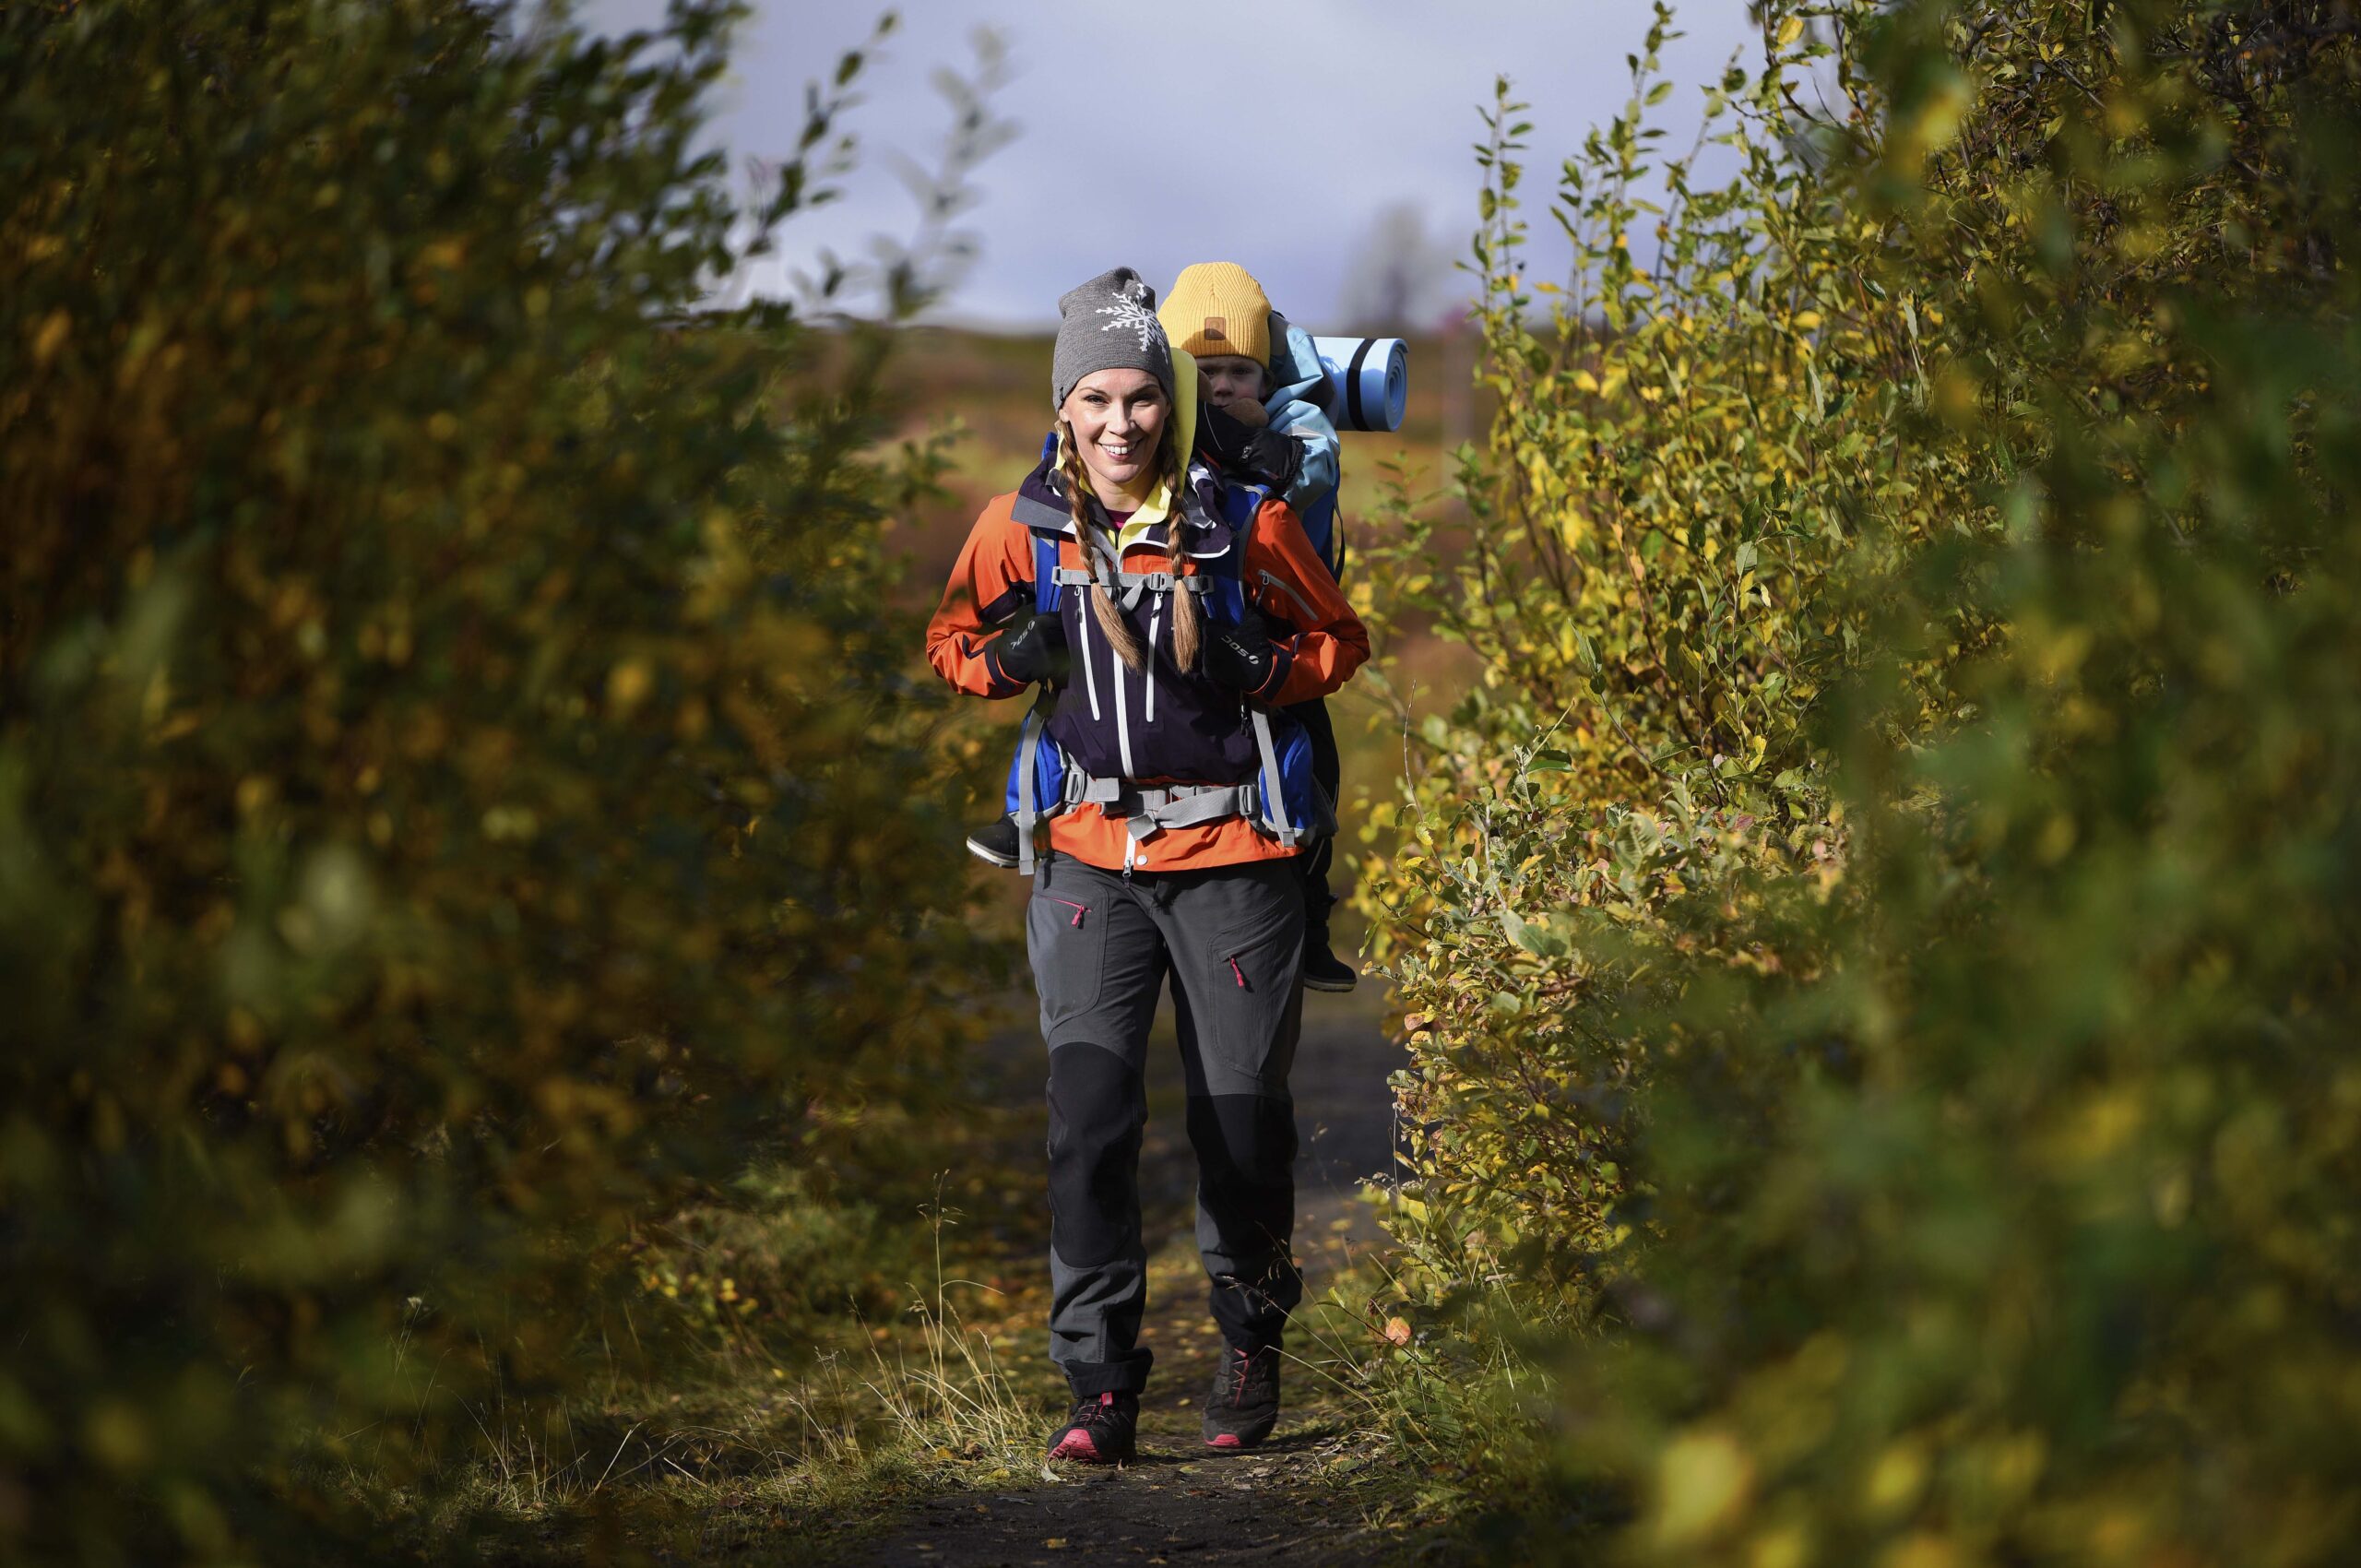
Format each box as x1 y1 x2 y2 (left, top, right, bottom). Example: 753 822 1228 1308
1165 434 1203 673
1058 422 1148 674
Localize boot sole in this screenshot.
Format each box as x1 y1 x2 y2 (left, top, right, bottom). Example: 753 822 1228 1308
965 837 1021 870
1301 971 1358 992
1043 1433 1134 1471
1204 1420 1278 1450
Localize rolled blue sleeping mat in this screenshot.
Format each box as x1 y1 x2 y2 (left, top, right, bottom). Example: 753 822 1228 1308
1311 335 1408 433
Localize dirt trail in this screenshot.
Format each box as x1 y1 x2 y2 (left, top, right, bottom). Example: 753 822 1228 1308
824 988 1412 1567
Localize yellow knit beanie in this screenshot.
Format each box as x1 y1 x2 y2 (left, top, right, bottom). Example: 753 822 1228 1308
1157 262 1272 369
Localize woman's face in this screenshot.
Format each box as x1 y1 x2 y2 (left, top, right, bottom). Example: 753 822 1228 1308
1059 368 1169 504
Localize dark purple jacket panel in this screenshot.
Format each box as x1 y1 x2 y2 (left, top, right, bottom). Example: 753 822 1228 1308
1016 466 1261 788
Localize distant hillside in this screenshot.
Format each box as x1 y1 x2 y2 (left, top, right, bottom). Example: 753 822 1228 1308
873 327 1478 594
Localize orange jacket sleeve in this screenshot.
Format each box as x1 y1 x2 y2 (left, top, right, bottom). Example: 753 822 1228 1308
925 494 1039 699
1240 496 1368 707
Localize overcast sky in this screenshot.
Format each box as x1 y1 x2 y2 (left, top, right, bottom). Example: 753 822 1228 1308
578 0 1761 329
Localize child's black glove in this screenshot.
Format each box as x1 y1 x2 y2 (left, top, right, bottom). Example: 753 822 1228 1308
1198 402 1300 491
1204 609 1279 694
993 610 1068 684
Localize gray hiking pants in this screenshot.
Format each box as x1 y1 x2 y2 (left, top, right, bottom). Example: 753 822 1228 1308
1027 850 1306 1397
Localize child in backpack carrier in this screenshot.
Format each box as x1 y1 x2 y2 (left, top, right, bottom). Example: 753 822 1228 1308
963 261 1358 992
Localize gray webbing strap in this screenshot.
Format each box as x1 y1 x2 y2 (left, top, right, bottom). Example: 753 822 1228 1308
1249 708 1299 849
1136 786 1254 834
1054 565 1208 592
1082 526 1127 600
1014 695 1050 874
1058 562 1207 612
1076 773 1257 843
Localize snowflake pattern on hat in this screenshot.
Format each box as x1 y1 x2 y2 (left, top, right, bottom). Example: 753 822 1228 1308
1096 285 1166 353
1052 267 1172 406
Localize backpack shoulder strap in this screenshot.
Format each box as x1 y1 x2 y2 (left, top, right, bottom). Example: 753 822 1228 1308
1034 530 1062 614
1014 689 1053 873
1248 707 1300 849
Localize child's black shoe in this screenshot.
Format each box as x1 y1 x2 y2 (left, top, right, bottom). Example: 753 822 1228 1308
966 814 1021 869
1302 939 1358 992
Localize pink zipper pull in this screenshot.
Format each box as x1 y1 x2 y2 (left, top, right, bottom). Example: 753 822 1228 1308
1047 896 1087 928
1228 956 1248 989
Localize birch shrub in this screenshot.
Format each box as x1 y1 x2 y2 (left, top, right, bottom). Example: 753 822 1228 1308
1358 2 1975 1324
0 2 993 1559
1358 3 2361 1562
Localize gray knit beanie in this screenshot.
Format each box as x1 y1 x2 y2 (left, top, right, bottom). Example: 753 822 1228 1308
1051 266 1175 409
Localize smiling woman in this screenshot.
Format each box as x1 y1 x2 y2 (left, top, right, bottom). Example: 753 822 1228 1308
1064 370 1168 498
1054 365 1197 673
924 266 1368 1465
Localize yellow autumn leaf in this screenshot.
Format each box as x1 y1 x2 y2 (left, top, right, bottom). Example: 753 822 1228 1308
608 659 653 717
1653 1428 1754 1546
31 307 70 365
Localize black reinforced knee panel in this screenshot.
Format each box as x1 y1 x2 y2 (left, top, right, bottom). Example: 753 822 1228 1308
1046 1044 1145 1269
1186 1091 1299 1257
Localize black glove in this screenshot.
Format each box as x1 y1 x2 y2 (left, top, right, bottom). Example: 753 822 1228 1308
993 610 1067 684
1197 401 1300 490
1203 610 1279 694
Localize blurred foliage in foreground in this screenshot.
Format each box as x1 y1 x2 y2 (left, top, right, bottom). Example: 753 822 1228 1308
0 1 1002 1559
1357 0 2361 1561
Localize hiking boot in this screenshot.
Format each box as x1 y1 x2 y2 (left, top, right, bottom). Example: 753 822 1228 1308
1301 938 1358 993
966 814 1021 869
1202 1346 1281 1450
1046 1390 1138 1466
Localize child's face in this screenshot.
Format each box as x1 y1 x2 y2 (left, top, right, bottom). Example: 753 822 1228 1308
1197 354 1270 412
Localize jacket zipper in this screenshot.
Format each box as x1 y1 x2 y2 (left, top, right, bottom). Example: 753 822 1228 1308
1256 567 1321 625
1078 582 1102 720
1113 637 1136 778
1107 552 1136 778
1145 589 1162 724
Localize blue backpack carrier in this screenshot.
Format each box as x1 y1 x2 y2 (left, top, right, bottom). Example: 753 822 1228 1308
1003 463 1335 873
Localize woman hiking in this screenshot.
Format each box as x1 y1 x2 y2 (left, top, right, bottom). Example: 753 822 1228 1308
924 267 1369 1464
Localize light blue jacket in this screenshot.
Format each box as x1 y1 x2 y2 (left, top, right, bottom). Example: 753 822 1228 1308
1265 314 1344 580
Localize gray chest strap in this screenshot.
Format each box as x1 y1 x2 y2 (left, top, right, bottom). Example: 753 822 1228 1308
1052 564 1210 613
